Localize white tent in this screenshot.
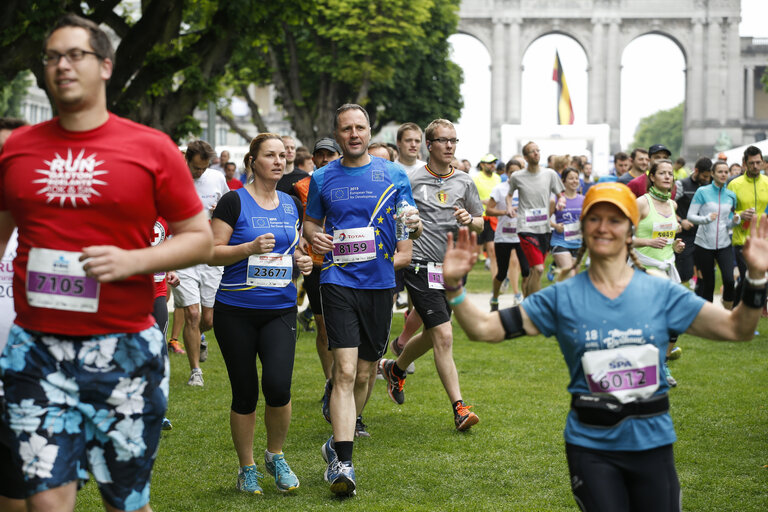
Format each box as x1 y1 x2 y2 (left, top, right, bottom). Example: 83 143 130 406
714 139 768 164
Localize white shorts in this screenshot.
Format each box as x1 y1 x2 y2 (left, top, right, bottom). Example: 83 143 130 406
173 263 223 308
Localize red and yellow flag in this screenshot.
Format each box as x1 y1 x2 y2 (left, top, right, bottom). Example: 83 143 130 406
552 51 574 125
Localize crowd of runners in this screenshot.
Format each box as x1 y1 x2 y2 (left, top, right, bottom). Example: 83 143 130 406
0 13 767 512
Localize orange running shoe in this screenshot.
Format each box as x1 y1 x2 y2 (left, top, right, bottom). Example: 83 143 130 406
454 401 479 431
168 338 186 354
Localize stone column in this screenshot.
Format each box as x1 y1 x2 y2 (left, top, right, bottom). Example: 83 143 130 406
705 17 722 122
746 66 755 119
726 16 742 124
588 18 605 123
605 18 621 152
491 17 505 154
505 18 522 124
688 17 705 125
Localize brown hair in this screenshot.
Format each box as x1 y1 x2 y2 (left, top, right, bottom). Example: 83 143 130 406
44 13 115 64
334 104 369 132
185 140 215 163
424 119 454 142
368 142 394 161
396 122 422 142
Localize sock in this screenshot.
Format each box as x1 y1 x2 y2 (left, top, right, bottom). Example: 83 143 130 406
392 361 407 378
191 368 202 374
335 441 353 463
265 450 281 462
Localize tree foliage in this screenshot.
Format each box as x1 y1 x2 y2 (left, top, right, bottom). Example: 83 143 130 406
629 102 684 157
0 72 32 118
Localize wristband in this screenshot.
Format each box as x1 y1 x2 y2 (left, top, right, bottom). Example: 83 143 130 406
741 284 767 309
443 282 462 292
745 273 768 287
447 288 467 307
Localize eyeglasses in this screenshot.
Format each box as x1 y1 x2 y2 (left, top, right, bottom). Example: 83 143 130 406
43 49 101 67
430 138 459 145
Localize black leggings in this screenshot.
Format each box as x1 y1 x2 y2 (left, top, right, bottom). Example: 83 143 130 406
213 305 297 414
153 295 169 337
693 245 735 302
494 242 530 281
566 443 680 512
733 245 746 306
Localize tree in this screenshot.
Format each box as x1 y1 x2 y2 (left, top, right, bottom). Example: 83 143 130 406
629 102 684 157
222 0 463 145
0 72 32 118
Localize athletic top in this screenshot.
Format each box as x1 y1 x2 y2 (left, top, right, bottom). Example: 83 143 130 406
490 182 519 244
277 168 310 195
636 195 678 265
292 176 323 266
408 165 483 262
195 168 230 219
306 156 414 289
151 217 170 299
674 175 704 242
395 159 426 174
727 173 768 246
522 269 705 451
213 188 302 309
0 114 202 335
507 168 564 234
687 183 737 250
472 172 501 215
227 177 243 190
550 194 584 249
616 172 636 185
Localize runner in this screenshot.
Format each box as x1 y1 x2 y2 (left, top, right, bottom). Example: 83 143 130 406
632 159 685 386
474 154 501 275
378 118 483 430
441 184 768 512
549 167 584 280
210 133 312 495
0 14 212 511
687 160 739 308
304 104 421 497
487 158 528 309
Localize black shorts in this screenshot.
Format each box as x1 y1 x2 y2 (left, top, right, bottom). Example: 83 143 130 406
551 245 579 258
304 265 323 315
403 264 451 330
394 268 406 293
478 218 495 244
0 406 24 500
320 284 394 361
566 442 680 512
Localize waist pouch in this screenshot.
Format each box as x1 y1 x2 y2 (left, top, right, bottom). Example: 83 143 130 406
571 393 669 427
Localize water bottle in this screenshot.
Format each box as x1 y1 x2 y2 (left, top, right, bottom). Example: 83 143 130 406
396 200 412 241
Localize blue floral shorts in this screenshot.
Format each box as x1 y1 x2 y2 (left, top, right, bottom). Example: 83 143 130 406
0 324 169 511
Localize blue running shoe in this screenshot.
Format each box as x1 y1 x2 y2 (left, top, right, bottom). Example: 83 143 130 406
546 263 556 282
265 452 300 492
321 436 337 465
668 346 682 361
237 464 263 495
161 417 172 430
663 362 677 387
321 379 332 424
325 459 356 497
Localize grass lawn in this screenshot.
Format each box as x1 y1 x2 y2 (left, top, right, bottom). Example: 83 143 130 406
74 266 768 511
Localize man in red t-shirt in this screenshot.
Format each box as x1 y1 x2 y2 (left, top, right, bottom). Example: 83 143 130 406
224 161 243 190
0 14 212 512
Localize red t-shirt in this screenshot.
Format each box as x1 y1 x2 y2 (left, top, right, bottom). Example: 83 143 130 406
628 173 677 199
0 114 202 335
227 177 243 190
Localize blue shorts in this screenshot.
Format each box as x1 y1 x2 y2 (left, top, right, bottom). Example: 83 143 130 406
0 324 169 511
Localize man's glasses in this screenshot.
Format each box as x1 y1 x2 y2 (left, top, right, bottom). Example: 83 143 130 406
43 49 101 67
430 138 459 145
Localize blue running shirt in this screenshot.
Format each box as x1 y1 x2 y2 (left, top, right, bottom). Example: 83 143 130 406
522 269 705 451
213 188 301 309
306 156 415 289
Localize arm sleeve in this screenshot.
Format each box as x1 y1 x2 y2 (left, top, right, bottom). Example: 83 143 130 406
305 172 326 221
686 190 711 224
519 285 558 337
664 280 707 335
211 190 241 229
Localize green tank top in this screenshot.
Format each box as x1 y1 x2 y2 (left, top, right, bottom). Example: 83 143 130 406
636 194 678 265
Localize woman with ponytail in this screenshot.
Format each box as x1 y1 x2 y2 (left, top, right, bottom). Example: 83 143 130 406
439 182 768 512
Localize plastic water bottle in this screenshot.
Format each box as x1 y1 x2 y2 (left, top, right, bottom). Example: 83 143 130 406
396 200 413 241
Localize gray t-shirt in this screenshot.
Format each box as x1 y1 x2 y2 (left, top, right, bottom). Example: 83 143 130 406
507 167 564 234
408 165 484 262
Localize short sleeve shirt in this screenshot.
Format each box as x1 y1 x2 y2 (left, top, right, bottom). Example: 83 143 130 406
490 181 519 243
507 168 564 234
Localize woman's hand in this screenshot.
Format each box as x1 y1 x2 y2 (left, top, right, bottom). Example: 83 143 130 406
250 233 276 254
295 253 313 275
672 238 685 254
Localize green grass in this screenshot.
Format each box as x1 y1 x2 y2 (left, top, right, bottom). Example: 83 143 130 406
73 281 768 511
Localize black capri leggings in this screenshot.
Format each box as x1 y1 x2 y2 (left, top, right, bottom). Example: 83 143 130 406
494 242 530 281
153 295 169 337
213 304 297 414
693 245 735 302
566 442 680 512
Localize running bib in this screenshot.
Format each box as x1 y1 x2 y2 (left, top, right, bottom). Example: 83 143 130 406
26 248 100 313
563 222 582 242
500 219 517 235
524 208 548 228
332 227 376 263
246 253 292 287
427 262 444 290
581 345 660 403
652 221 675 244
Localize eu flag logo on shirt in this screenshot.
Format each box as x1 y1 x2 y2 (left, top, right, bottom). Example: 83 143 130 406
252 217 269 228
331 188 349 201
372 170 385 182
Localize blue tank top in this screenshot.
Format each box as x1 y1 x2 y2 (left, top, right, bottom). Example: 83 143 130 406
216 188 300 309
550 194 584 249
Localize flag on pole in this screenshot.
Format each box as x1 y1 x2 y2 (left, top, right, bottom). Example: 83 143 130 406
552 50 575 125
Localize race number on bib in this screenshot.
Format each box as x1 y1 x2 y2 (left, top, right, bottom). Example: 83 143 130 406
524 208 548 228
26 248 100 313
652 221 675 244
581 344 660 403
563 222 582 242
246 253 293 287
427 262 444 290
332 227 376 263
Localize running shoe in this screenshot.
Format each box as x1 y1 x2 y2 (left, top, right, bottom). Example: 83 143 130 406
187 368 204 387
546 263 556 282
321 436 337 465
668 346 682 361
237 464 263 495
324 459 356 497
264 452 300 492
161 417 173 430
513 292 524 305
454 401 479 431
395 292 408 310
298 308 315 332
500 277 510 293
199 334 208 363
663 362 677 387
378 359 406 404
484 258 491 270
490 298 499 312
389 337 415 374
167 338 186 354
354 415 371 438
321 379 332 424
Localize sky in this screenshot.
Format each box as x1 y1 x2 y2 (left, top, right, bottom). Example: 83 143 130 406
449 0 768 166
